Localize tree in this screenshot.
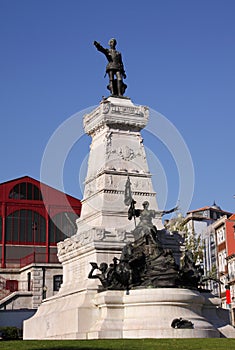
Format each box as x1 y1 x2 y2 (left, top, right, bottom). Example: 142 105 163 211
166 213 204 264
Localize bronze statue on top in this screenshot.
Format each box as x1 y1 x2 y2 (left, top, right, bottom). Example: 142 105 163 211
94 38 127 97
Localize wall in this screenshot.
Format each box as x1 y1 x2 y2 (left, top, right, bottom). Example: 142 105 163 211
0 309 36 329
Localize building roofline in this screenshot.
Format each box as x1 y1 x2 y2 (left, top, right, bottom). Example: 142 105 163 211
0 175 33 186
0 175 81 204
187 206 232 216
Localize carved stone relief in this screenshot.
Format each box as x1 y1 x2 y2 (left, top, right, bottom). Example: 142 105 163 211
116 229 127 242
57 236 81 257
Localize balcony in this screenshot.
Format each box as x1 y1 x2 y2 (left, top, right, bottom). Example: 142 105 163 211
2 252 59 269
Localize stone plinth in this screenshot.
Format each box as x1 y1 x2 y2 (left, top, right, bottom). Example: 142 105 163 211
23 289 98 339
88 289 222 339
25 286 235 339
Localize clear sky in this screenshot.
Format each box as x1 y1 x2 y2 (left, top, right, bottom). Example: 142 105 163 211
1 0 235 215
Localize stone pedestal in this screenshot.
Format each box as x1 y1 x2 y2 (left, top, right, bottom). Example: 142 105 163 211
121 289 219 338
87 289 235 339
24 287 235 339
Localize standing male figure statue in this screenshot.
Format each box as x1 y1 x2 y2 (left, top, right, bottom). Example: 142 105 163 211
94 38 127 96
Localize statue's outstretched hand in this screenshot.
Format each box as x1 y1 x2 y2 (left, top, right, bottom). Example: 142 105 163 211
90 262 98 269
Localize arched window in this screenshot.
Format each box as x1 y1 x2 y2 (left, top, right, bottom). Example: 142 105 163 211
6 210 46 244
9 182 43 200
49 212 78 244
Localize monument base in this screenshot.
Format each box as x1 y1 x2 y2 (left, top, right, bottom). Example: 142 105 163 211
23 288 98 339
88 288 220 339
24 288 235 339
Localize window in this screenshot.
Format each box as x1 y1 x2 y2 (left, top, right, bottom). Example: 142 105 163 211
6 280 18 292
230 260 235 281
217 227 225 245
218 250 227 272
210 233 215 244
27 272 31 291
6 210 46 244
9 182 43 200
220 275 227 293
228 262 235 281
53 275 63 291
49 212 78 244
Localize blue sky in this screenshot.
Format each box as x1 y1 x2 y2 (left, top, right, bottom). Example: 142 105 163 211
1 0 235 214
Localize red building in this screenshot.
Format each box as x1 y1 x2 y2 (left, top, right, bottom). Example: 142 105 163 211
213 213 235 324
0 176 81 269
226 214 235 257
0 176 81 317
225 214 235 324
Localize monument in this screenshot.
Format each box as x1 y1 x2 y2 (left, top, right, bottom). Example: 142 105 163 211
24 39 235 339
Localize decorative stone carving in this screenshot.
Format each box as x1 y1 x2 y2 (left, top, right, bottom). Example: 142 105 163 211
84 182 95 198
102 101 111 114
96 228 105 240
106 144 140 161
104 131 112 150
116 229 127 242
83 97 149 136
109 103 147 118
118 145 135 161
57 236 81 257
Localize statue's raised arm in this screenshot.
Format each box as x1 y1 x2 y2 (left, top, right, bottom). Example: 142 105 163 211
93 41 107 55
93 38 127 97
155 205 179 216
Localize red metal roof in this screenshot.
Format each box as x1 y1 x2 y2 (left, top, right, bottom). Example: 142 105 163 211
0 175 81 209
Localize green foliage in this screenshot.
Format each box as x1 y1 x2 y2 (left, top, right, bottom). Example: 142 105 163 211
167 213 204 263
0 339 235 350
166 213 187 233
185 231 204 263
0 326 21 340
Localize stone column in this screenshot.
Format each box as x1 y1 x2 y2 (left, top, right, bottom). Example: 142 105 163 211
77 96 161 235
